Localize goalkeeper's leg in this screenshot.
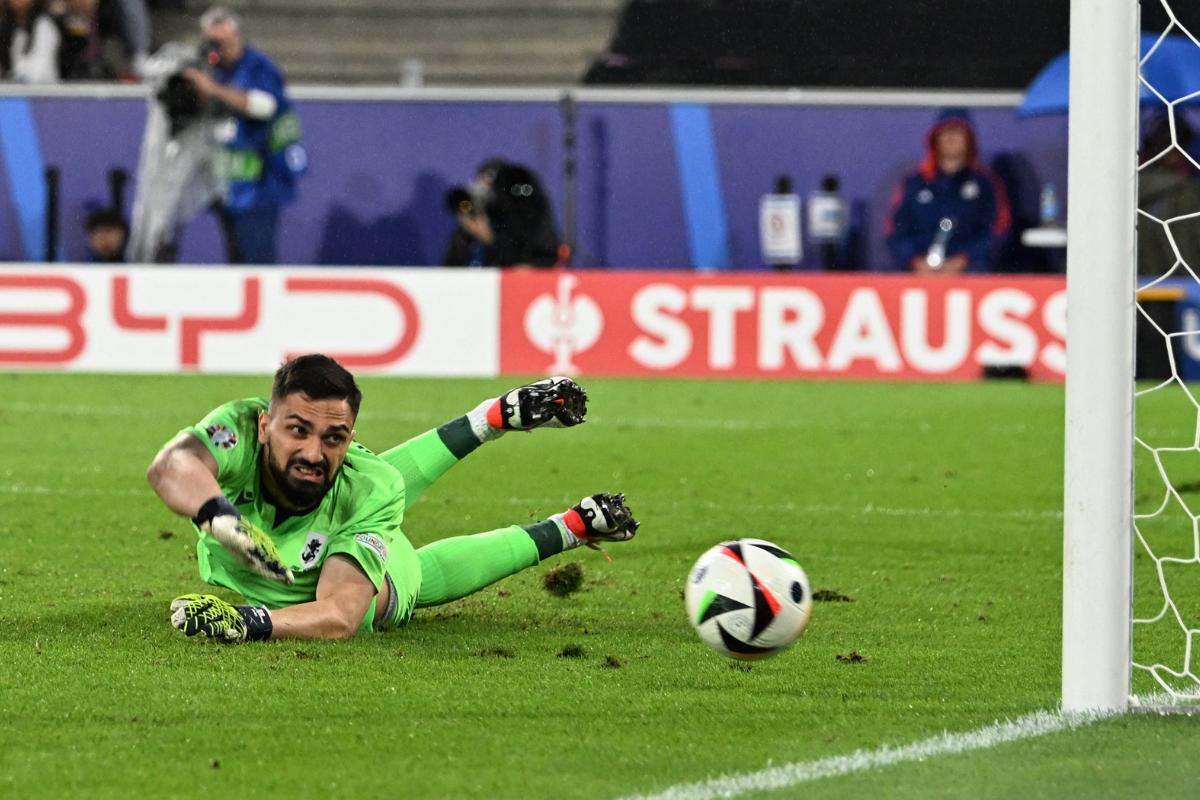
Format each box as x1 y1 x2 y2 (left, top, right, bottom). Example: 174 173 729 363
413 493 639 608
381 377 587 506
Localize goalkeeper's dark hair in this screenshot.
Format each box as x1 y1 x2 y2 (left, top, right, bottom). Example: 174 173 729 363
271 354 361 417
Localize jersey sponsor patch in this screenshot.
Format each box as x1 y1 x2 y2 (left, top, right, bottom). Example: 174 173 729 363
354 532 388 563
961 179 980 200
298 532 328 570
206 424 238 450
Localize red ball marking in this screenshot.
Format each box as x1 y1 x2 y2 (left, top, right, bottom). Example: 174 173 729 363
720 546 745 566
751 573 781 615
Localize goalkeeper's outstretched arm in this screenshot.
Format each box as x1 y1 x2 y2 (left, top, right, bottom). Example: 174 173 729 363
171 555 379 641
146 433 223 517
148 434 294 584
268 555 378 639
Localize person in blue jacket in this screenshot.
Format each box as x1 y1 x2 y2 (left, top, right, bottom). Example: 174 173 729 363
885 108 1010 274
184 6 306 264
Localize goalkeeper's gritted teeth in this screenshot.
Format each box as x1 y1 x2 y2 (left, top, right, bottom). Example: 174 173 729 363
291 463 325 482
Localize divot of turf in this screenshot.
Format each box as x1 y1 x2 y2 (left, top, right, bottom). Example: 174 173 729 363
543 562 584 597
836 650 868 664
558 644 586 658
813 588 855 602
602 655 624 668
477 647 515 659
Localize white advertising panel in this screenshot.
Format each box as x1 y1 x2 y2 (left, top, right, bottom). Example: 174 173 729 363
0 266 500 375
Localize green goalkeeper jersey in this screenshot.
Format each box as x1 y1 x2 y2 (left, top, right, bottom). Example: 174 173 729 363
178 398 419 615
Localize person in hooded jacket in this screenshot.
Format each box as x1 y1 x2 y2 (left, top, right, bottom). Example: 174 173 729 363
885 108 1011 274
1138 113 1200 277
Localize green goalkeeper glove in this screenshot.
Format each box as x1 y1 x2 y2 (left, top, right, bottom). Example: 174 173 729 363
170 594 273 642
192 496 294 584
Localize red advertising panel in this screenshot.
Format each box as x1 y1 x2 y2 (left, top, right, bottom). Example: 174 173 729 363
500 271 1067 381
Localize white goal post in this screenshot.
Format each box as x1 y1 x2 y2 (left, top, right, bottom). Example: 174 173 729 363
1062 0 1138 713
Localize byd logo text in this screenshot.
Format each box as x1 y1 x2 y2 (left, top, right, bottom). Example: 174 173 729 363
0 274 422 368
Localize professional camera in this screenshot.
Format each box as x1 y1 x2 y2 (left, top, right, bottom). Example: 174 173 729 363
149 41 220 138
156 73 203 137
444 186 476 215
127 42 222 263
444 180 494 215
444 158 509 216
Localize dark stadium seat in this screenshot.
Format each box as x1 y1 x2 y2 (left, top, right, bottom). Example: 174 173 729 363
585 0 1074 89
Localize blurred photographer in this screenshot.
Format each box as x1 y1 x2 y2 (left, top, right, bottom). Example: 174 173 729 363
183 5 305 264
443 157 504 266
443 158 561 268
127 41 220 263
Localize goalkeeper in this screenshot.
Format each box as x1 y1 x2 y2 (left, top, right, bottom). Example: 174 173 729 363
147 353 638 642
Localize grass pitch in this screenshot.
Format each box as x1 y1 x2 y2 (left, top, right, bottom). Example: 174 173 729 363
1 373 1198 799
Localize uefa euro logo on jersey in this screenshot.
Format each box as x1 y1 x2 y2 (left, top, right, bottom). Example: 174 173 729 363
354 533 388 562
206 424 238 449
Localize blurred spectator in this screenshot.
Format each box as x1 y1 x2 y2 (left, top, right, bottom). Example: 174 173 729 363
53 0 136 79
1138 114 1200 276
183 5 306 264
113 0 149 77
444 159 562 267
885 108 1010 274
85 206 127 261
0 0 61 83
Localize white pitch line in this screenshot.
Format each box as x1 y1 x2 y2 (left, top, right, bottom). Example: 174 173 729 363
0 483 149 498
0 484 1060 524
0 401 147 417
619 709 1113 800
0 401 1036 435
490 495 1062 522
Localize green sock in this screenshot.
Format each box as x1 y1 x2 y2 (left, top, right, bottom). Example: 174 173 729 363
414 526 540 608
522 518 578 560
379 421 474 507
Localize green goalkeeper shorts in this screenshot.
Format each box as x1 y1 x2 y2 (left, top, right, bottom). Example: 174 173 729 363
362 539 422 633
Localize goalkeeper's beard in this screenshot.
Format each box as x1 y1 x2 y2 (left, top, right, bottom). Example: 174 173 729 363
263 441 332 510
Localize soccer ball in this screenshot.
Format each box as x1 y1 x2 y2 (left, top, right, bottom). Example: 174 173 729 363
684 538 812 659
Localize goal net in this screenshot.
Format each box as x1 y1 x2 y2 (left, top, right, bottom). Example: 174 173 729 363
1130 3 1200 710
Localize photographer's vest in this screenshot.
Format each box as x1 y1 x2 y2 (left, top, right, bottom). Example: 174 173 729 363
212 46 307 213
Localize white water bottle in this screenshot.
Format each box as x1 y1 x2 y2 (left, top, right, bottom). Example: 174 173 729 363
926 217 954 270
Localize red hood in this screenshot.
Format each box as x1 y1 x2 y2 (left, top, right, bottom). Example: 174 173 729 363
920 117 980 181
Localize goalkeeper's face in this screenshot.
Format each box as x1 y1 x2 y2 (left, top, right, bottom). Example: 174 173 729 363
258 393 356 511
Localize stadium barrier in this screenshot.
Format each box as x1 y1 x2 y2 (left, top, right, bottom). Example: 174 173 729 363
0 266 1082 381
0 85 1065 270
